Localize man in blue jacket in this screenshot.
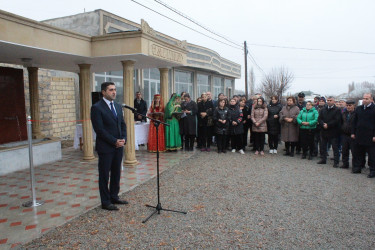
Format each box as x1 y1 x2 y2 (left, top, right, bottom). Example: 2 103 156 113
91 82 128 210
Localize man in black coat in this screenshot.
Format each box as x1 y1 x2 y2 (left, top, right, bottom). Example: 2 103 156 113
317 96 342 167
91 82 128 211
351 93 375 177
181 93 198 151
197 93 214 151
134 92 147 122
340 100 356 169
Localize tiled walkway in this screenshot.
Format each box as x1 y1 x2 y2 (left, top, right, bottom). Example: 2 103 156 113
0 147 194 249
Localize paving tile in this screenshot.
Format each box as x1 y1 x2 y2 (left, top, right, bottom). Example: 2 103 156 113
11 242 21 248
10 222 22 227
0 239 8 244
25 225 37 230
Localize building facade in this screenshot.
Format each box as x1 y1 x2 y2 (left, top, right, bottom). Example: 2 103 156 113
43 10 240 106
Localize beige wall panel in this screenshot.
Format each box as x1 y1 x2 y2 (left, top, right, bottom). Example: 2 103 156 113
91 37 142 56
0 18 91 56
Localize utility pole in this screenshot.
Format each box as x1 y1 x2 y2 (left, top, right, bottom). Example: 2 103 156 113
244 41 248 98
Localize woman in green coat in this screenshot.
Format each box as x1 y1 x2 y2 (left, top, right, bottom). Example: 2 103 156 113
297 101 319 159
164 94 182 151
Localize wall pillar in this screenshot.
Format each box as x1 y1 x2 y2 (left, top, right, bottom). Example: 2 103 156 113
159 68 169 105
78 64 95 161
27 67 44 139
122 60 138 166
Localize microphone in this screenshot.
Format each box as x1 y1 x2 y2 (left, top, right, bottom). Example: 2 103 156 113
122 104 137 112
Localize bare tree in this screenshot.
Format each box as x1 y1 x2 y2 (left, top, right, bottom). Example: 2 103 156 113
348 81 375 99
257 67 294 100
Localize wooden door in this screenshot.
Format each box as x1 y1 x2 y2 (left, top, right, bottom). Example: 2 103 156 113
0 67 27 144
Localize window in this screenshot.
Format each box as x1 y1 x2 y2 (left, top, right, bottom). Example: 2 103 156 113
213 76 224 100
94 70 138 105
143 68 160 108
225 79 234 98
174 70 193 97
197 73 210 96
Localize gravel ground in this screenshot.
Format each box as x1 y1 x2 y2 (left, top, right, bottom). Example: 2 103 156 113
23 148 375 249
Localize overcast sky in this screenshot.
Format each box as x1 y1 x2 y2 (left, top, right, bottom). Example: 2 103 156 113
2 0 375 96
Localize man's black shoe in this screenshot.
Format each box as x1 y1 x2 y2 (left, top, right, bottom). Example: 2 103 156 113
301 154 306 159
339 164 349 169
111 199 129 205
351 170 361 174
102 204 119 211
367 173 375 178
308 155 313 160
333 163 339 168
317 160 326 164
222 150 227 153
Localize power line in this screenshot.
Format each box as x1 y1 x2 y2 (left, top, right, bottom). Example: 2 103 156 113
294 76 375 79
153 0 243 49
255 75 375 79
248 43 375 55
247 52 265 76
130 0 243 51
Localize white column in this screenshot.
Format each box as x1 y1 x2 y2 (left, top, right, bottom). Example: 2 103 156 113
78 64 95 161
122 60 138 166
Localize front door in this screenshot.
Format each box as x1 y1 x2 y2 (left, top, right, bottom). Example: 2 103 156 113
0 67 27 144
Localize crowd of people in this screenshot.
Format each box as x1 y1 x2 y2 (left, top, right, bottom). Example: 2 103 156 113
90 81 374 211
134 91 375 179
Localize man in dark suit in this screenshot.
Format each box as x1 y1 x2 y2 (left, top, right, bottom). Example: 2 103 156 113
317 96 342 167
134 91 147 122
91 82 128 211
351 93 375 177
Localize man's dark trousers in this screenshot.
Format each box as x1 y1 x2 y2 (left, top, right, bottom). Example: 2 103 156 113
320 135 339 164
352 143 375 173
98 148 123 206
341 134 354 167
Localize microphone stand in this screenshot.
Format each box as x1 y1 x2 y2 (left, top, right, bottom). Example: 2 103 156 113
122 105 187 223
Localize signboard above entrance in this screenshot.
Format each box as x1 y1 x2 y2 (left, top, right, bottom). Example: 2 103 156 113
149 42 186 64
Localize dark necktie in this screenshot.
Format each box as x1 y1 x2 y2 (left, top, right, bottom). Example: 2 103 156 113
110 102 117 119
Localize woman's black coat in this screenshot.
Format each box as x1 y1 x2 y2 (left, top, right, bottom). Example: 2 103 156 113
181 100 198 136
267 102 282 135
197 100 214 127
213 107 230 135
228 105 244 135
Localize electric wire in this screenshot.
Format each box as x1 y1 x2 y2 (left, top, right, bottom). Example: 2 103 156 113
153 0 243 49
248 43 375 55
130 0 243 51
